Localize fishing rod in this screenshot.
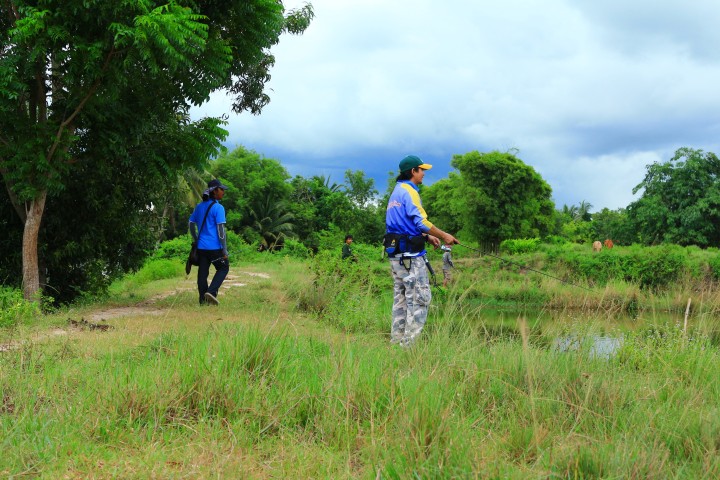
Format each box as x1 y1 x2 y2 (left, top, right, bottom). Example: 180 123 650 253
455 243 595 293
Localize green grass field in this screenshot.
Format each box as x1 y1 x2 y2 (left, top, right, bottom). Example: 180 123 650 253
2 256 720 478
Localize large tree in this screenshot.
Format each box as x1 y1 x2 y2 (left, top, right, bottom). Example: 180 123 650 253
449 150 555 244
423 173 465 235
627 147 720 247
0 1 313 299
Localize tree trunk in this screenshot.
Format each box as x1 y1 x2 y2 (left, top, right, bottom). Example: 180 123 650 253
22 190 47 300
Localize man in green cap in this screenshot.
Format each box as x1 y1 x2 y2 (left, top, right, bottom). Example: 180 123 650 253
384 155 459 347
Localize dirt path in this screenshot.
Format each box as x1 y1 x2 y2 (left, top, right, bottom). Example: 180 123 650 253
0 270 271 353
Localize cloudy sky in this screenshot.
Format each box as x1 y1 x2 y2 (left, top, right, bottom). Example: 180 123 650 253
192 0 720 211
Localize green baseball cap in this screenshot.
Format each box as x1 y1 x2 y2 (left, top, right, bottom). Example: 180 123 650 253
399 155 432 172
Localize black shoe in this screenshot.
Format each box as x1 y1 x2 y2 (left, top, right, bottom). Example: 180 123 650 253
204 292 219 305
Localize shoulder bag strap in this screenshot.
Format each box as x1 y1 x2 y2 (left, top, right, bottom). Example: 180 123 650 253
198 200 217 236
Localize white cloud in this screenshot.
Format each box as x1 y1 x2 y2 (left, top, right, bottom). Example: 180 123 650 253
192 0 720 210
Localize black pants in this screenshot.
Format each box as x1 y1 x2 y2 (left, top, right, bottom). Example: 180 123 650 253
196 248 229 304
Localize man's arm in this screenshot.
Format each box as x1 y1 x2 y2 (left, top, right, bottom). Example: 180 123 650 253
218 223 228 258
189 221 198 242
426 225 458 247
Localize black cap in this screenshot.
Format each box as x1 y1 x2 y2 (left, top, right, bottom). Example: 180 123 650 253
207 179 228 190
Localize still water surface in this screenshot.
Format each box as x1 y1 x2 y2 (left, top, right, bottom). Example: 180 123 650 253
455 306 716 358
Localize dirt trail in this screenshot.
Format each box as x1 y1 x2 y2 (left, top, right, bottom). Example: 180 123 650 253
0 270 270 353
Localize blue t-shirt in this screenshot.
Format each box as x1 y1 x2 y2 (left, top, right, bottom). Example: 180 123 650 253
189 200 226 250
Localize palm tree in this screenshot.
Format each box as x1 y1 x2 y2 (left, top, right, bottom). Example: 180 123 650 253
577 200 593 222
314 174 342 193
561 204 578 219
247 196 295 251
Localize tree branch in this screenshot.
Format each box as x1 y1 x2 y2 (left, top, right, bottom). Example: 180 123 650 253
46 46 116 162
0 167 26 223
5 0 20 23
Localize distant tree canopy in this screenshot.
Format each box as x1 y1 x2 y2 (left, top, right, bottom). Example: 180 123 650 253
590 208 636 246
627 147 720 247
426 150 555 244
0 0 314 299
204 146 383 250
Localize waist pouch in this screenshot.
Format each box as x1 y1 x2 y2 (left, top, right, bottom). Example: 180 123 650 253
383 234 426 257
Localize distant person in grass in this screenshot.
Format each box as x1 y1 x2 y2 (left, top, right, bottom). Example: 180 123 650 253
441 245 455 287
384 155 459 347
189 179 229 305
342 234 356 261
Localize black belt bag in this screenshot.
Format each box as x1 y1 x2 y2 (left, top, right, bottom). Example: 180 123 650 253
383 234 426 257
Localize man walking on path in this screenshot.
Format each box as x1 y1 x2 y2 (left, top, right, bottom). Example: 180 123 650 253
189 179 230 305
441 245 455 287
384 155 458 347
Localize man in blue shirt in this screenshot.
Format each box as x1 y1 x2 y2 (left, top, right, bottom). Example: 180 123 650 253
189 179 229 305
385 155 458 346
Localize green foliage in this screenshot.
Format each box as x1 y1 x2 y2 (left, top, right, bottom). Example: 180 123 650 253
295 247 388 332
449 150 555 243
543 235 569 246
709 252 720 280
0 287 41 328
0 0 314 301
288 174 384 249
559 219 594 244
133 259 184 285
500 238 541 255
423 173 465 235
280 238 312 259
342 169 378 207
211 146 293 233
560 244 689 289
590 207 636 245
152 234 195 261
628 147 720 247
150 231 262 267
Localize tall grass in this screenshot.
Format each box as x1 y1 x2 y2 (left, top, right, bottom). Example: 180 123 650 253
6 312 718 478
3 245 720 477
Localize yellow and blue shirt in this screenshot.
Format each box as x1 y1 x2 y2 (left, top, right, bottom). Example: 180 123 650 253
386 180 433 256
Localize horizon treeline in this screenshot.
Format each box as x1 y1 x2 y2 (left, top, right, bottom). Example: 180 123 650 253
1 145 718 303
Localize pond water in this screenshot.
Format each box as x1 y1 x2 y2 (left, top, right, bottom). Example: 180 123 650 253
553 335 624 359
445 306 719 356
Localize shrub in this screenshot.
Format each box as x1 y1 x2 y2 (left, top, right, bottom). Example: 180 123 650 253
501 238 541 255
0 287 40 329
152 234 193 261
280 238 311 259
134 259 183 284
709 253 720 280
294 245 388 332
152 231 261 264
557 244 689 289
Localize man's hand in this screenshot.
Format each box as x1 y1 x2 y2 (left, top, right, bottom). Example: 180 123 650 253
443 233 459 246
427 226 459 248
427 235 441 248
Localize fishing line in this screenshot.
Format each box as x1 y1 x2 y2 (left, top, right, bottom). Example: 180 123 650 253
455 243 595 293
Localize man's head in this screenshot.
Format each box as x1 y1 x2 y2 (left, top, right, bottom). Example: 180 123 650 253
441 245 452 252
206 179 228 200
345 234 353 244
397 155 432 185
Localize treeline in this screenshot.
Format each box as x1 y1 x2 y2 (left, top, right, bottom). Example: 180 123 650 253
2 145 719 304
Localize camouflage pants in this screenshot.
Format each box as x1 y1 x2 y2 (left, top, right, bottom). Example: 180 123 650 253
389 256 432 346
